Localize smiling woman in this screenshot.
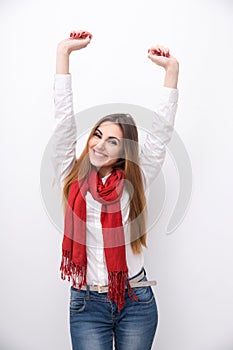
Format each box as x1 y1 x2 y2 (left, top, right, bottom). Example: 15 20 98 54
62 111 147 256
88 121 123 177
52 29 179 350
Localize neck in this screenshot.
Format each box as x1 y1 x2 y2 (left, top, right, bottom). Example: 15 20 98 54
98 167 112 178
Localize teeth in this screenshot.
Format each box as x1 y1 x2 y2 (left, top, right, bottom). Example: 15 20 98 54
94 150 106 157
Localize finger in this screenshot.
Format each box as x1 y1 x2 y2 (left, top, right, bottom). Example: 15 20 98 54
81 32 93 40
70 30 82 38
72 33 92 40
73 31 82 38
162 46 170 57
70 30 92 39
149 45 170 58
149 45 161 52
80 31 87 38
69 34 92 43
157 45 169 57
148 47 161 56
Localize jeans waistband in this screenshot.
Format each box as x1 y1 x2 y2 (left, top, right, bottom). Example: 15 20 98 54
77 267 149 293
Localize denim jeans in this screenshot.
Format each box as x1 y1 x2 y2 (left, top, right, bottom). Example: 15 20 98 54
69 268 158 350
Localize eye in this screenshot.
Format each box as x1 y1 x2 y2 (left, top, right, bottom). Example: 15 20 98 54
93 131 101 138
108 139 118 146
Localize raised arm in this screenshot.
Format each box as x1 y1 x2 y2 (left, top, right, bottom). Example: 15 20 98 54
139 45 179 186
148 44 179 88
56 30 92 73
51 30 93 186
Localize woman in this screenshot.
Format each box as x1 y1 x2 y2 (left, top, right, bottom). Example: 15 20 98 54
53 29 179 350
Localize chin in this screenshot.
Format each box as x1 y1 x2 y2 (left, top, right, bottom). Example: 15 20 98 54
89 155 106 168
90 160 105 168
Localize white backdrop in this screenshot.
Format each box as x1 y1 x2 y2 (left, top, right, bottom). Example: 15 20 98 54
1 0 233 349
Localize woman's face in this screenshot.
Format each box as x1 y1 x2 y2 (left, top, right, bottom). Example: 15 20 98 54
88 121 123 177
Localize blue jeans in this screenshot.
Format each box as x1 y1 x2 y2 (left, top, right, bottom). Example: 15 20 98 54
69 268 158 350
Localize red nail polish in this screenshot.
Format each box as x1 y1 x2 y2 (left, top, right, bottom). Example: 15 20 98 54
70 32 73 37
148 49 150 53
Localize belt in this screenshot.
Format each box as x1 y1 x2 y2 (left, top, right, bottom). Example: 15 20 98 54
78 269 157 294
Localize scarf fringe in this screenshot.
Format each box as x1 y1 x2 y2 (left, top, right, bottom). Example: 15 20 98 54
127 280 139 303
60 250 87 289
60 252 139 312
108 271 138 312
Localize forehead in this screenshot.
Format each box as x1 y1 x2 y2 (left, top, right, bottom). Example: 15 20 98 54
97 121 123 138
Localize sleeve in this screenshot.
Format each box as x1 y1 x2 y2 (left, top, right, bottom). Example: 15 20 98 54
139 86 179 187
51 74 77 186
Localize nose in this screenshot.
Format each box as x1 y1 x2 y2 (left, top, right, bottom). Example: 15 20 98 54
95 139 106 150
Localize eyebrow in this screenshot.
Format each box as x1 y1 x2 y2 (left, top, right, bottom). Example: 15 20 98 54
95 128 121 143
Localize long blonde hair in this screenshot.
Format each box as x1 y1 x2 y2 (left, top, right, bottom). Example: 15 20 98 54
62 113 147 254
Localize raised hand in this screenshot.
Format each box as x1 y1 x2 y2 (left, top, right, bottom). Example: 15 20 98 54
56 30 93 74
58 30 93 55
147 45 178 70
148 44 179 88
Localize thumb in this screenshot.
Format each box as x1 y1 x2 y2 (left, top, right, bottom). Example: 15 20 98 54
147 52 156 61
147 52 152 59
81 35 92 47
84 35 92 44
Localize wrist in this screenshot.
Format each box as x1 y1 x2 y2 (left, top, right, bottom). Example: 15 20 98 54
165 60 179 74
164 61 179 89
56 45 70 74
57 43 71 56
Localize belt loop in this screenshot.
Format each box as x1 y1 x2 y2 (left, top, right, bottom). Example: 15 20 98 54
86 285 90 300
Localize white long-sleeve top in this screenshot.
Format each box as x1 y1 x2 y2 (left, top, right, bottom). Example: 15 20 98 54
52 74 178 285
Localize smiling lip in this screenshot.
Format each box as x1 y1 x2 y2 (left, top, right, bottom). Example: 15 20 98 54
93 149 108 158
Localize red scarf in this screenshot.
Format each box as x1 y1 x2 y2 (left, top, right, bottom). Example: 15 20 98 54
60 167 137 311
